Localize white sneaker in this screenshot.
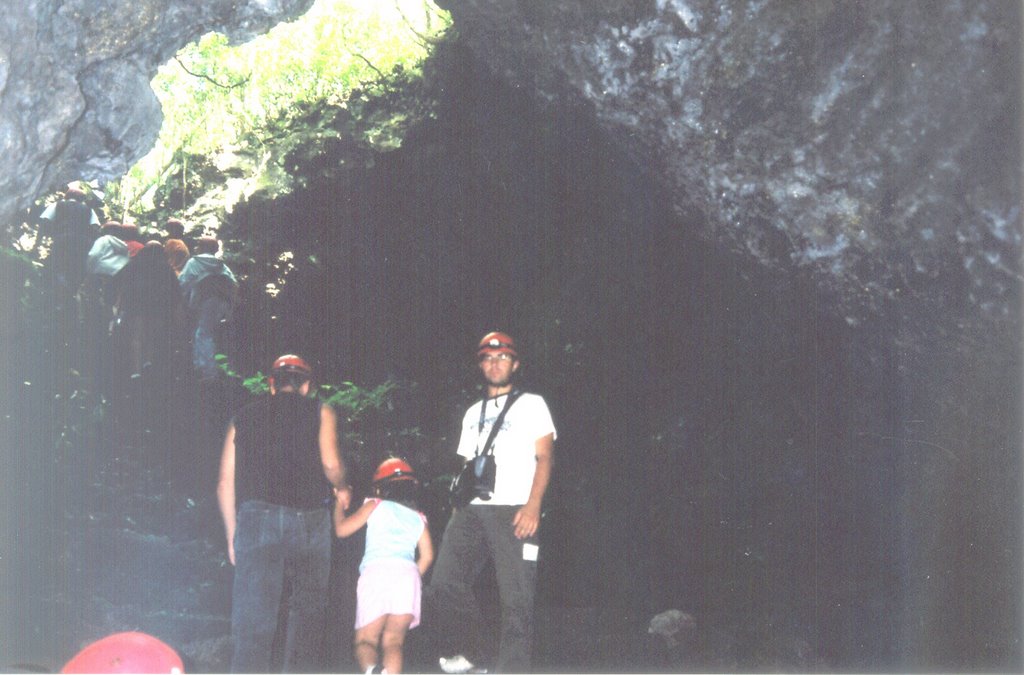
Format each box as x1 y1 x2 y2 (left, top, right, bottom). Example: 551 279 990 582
439 654 477 674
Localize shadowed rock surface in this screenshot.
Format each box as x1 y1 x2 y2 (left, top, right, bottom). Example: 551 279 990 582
435 0 1020 337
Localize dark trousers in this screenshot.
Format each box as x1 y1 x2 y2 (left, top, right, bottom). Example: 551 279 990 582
230 500 332 673
427 504 538 673
193 295 231 378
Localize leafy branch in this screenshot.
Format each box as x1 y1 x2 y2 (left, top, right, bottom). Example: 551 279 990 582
350 52 386 80
114 2 451 208
174 56 251 90
214 354 408 422
394 0 450 48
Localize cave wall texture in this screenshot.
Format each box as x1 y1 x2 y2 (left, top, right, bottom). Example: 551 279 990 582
1 0 1021 671
1 0 1017 347
434 0 1021 341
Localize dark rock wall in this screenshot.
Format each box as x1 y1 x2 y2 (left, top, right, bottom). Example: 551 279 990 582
415 4 1021 665
436 0 1020 338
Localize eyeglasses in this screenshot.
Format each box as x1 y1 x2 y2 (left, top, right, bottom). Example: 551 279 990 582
479 353 514 363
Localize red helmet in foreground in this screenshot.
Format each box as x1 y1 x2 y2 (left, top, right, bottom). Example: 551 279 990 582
373 457 416 484
477 331 517 358
61 631 183 673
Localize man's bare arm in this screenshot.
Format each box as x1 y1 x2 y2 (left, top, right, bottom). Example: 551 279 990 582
319 403 352 510
318 403 346 490
512 432 554 539
216 423 238 565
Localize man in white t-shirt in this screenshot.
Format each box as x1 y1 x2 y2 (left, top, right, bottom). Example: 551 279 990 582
430 331 555 674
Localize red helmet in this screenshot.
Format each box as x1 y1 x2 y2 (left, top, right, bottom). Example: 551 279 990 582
477 331 518 358
269 354 313 390
61 631 184 673
373 457 416 483
271 354 312 377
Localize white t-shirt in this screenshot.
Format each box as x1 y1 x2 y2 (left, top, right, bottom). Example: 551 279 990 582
456 392 556 506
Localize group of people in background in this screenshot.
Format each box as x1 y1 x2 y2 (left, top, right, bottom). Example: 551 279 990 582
217 333 556 674
36 184 237 385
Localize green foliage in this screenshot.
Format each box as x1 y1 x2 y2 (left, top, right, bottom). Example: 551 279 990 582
216 350 406 417
0 245 41 312
114 0 450 216
53 370 108 454
0 243 110 456
214 354 423 457
318 379 402 421
215 354 270 394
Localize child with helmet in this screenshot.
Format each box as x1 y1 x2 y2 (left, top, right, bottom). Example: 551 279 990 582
334 458 434 674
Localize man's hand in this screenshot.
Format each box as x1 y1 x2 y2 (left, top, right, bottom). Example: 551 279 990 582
227 538 236 566
511 432 554 540
334 485 352 511
512 502 541 539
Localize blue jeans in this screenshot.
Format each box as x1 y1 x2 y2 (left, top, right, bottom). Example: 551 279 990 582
193 295 231 378
427 505 538 673
230 501 332 672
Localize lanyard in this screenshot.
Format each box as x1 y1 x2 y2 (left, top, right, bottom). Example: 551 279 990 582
474 389 521 457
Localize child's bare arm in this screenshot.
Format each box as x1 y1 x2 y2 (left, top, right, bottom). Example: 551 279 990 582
415 527 434 576
334 497 377 538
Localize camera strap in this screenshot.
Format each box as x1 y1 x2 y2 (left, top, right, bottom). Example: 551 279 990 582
475 389 522 458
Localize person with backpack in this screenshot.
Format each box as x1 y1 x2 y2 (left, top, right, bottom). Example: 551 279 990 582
333 457 434 674
177 236 238 379
429 332 556 674
36 184 101 293
113 239 182 380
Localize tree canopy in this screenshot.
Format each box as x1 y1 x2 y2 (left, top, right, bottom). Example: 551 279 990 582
116 0 450 215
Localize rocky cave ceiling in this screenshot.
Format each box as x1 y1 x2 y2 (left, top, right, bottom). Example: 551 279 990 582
2 0 1020 345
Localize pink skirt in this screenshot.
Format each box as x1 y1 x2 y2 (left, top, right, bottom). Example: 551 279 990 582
355 559 422 629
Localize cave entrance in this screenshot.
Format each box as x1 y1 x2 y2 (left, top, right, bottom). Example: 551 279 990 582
116 0 450 227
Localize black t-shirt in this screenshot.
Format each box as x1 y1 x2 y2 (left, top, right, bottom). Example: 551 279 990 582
232 392 333 510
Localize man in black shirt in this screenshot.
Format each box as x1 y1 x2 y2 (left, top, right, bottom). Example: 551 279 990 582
217 354 350 672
